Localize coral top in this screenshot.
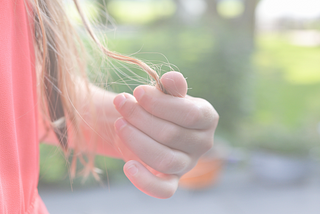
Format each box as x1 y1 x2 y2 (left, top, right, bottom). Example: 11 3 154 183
0 0 49 213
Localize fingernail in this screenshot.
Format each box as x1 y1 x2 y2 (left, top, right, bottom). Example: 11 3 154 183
114 118 127 131
114 94 126 108
127 164 138 176
134 87 145 101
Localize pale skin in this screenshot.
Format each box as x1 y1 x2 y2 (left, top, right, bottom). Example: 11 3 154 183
39 71 219 199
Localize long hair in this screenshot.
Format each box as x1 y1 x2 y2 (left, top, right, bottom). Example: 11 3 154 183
28 0 165 179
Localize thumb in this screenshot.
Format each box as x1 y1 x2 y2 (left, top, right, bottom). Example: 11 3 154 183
160 71 188 97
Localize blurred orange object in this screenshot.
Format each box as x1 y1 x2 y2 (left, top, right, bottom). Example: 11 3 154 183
179 158 223 190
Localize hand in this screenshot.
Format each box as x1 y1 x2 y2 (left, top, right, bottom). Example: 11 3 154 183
113 71 219 199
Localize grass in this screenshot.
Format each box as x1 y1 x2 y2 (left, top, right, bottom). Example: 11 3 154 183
253 33 320 128
255 33 320 84
244 33 320 154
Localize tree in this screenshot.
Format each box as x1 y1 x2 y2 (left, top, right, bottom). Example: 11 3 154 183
202 0 259 133
206 0 259 50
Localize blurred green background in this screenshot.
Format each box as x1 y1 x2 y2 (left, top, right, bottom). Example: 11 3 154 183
39 0 320 186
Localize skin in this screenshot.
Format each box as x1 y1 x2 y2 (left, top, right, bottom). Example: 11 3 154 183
39 71 219 199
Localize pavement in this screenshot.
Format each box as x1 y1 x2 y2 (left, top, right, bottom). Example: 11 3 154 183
39 166 320 214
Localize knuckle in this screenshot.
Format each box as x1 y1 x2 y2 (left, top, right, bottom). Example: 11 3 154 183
156 150 176 173
214 110 220 124
204 102 219 127
202 138 214 153
209 106 219 123
156 151 188 174
193 100 219 129
159 125 179 145
184 104 202 127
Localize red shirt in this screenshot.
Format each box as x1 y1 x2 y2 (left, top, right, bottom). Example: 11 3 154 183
0 0 49 213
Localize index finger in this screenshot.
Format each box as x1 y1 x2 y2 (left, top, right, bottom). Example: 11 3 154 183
133 86 217 130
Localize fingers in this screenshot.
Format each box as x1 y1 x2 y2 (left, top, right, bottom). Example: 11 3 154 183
133 85 218 130
113 93 211 154
114 118 191 175
124 160 179 199
112 72 218 199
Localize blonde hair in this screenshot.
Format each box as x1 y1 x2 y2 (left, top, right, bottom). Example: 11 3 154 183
29 0 165 179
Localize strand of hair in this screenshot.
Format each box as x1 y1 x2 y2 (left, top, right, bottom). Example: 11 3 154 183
72 0 167 94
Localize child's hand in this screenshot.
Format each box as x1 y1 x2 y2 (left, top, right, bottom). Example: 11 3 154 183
113 71 219 198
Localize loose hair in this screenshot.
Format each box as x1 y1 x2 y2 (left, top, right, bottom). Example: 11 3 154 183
29 0 165 179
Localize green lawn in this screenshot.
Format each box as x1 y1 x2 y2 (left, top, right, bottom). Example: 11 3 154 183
254 34 320 128
245 33 320 154
256 34 320 84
